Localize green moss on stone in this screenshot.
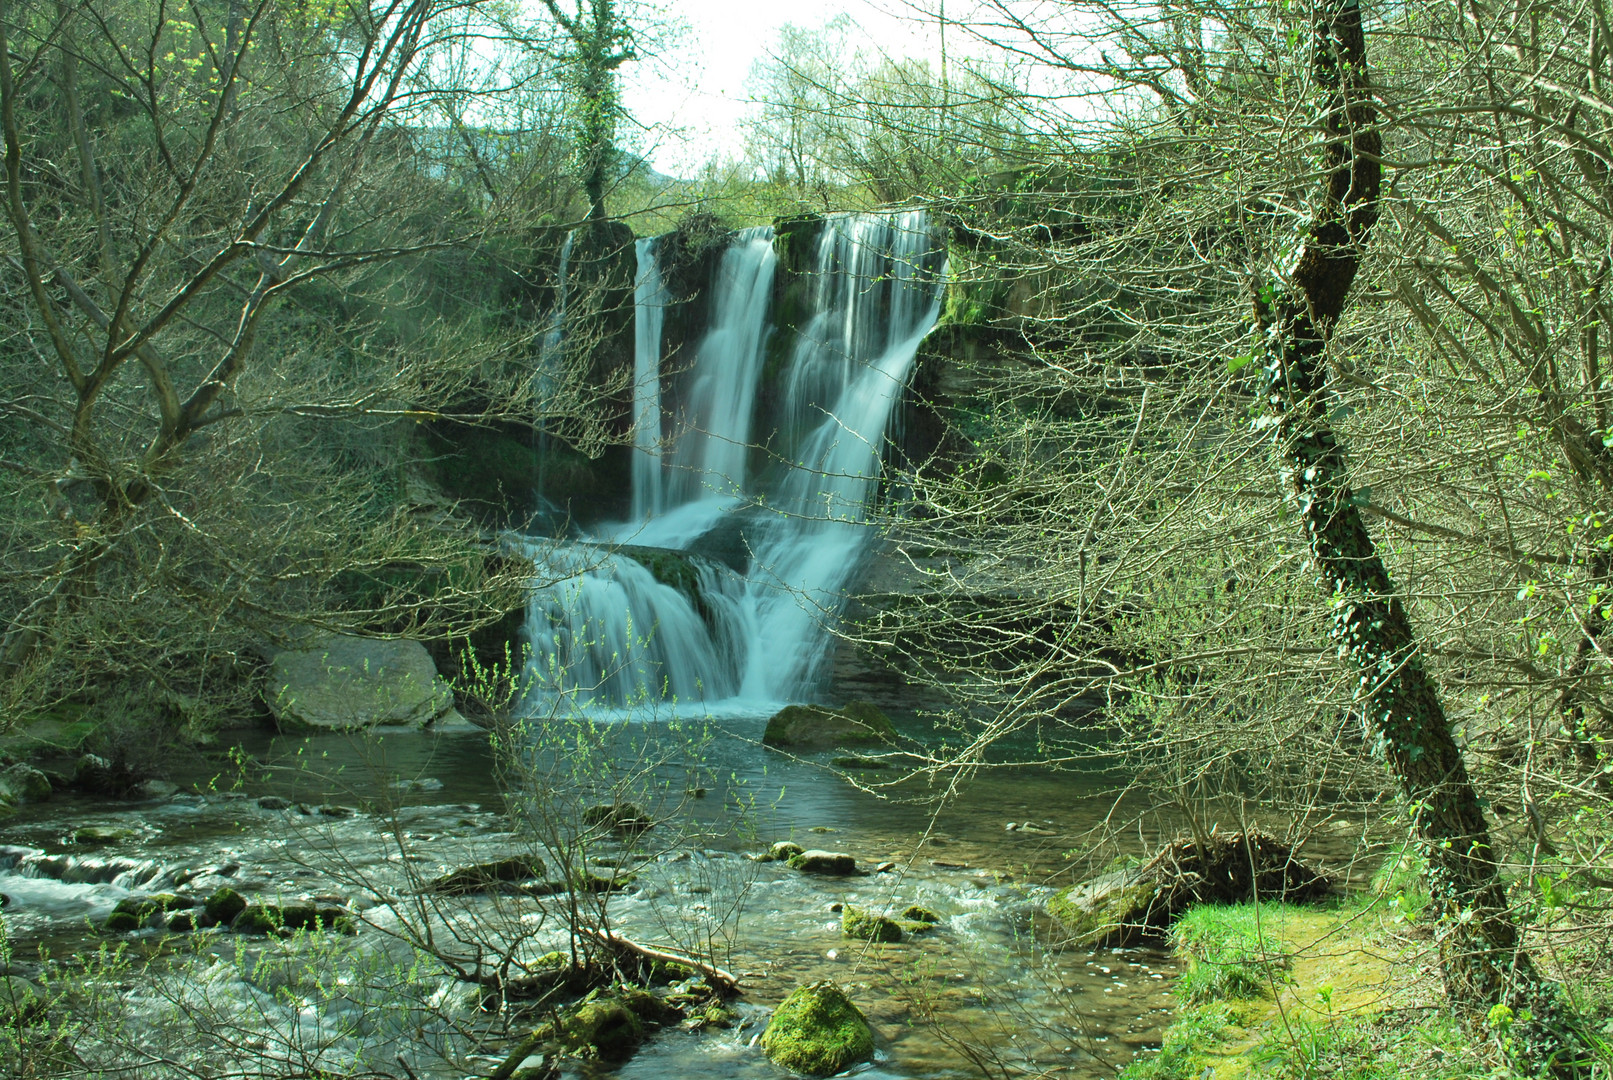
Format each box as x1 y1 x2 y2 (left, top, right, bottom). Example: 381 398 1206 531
761 980 876 1077
841 906 904 943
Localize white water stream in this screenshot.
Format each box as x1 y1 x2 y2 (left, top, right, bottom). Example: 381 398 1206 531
522 212 944 712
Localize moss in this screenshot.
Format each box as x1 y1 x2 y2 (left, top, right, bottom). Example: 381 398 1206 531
429 856 547 895
73 826 135 846
841 906 904 943
107 893 189 931
580 801 653 837
760 981 876 1077
759 841 804 862
202 887 247 927
1047 873 1159 947
902 905 940 924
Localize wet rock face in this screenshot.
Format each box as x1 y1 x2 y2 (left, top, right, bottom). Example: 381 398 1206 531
0 764 51 808
762 702 896 751
266 635 453 732
760 980 876 1077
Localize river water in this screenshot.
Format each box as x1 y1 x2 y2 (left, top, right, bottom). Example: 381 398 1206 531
0 712 1178 1079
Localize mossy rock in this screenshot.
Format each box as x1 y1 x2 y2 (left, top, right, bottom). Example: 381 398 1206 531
202 887 247 927
841 906 903 943
1047 868 1162 948
902 905 941 924
831 755 892 770
428 855 547 895
167 910 196 933
758 841 804 862
73 826 136 847
581 802 653 837
761 980 875 1077
763 702 896 751
107 893 190 931
786 850 856 875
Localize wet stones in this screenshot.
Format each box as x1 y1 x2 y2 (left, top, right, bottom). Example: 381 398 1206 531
760 980 875 1077
756 841 804 862
427 855 548 896
787 850 857 876
841 906 903 943
105 893 194 932
581 802 653 837
202 887 248 927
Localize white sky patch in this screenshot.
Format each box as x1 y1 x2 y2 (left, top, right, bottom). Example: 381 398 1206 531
620 0 953 178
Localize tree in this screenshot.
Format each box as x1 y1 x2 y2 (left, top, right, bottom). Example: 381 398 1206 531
0 0 591 726
801 0 1613 1060
536 0 636 231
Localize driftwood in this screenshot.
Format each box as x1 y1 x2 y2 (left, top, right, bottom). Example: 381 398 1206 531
578 926 740 995
1050 830 1332 947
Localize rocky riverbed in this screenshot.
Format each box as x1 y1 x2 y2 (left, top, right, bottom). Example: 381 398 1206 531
0 716 1183 1079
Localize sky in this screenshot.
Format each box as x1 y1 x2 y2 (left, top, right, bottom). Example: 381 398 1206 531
618 0 952 178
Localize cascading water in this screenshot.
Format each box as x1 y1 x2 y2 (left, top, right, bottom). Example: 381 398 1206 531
523 211 944 713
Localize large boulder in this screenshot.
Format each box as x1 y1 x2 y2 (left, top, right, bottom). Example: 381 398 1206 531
1048 831 1331 948
762 701 895 751
267 635 452 732
761 981 875 1077
0 763 51 806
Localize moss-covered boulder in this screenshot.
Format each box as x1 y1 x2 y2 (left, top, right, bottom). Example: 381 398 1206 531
581 802 653 837
0 763 52 805
787 850 856 876
841 906 903 943
758 840 804 862
106 893 192 932
761 981 876 1077
902 905 941 924
1048 867 1163 948
763 702 896 751
201 887 247 928
428 855 547 895
72 825 136 847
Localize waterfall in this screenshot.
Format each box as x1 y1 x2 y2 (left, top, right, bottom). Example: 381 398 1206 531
631 237 667 522
660 227 777 511
522 211 944 713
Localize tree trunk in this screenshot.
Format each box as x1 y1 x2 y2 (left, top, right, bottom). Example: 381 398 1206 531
1260 0 1578 1067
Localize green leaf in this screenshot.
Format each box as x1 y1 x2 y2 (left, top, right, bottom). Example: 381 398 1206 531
1228 353 1254 374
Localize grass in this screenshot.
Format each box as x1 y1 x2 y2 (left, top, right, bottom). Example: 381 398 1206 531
1170 903 1298 1005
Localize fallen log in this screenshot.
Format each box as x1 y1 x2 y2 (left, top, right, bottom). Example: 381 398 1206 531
578 926 740 995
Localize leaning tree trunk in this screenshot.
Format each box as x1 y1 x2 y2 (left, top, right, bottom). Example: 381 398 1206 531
1258 0 1578 1067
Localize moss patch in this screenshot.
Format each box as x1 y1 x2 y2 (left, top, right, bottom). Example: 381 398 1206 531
761 980 876 1077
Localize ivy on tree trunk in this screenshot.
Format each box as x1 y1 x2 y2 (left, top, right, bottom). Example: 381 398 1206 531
1257 0 1579 1067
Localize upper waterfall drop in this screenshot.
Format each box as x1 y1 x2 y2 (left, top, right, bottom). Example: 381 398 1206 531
522 211 945 714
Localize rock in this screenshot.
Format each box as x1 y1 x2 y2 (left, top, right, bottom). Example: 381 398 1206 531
841 906 903 943
202 887 248 928
581 802 653 837
257 796 291 810
762 702 896 751
0 763 52 805
757 841 804 862
830 755 892 770
0 975 46 1023
761 981 876 1077
902 905 941 924
1047 831 1332 947
139 780 180 799
787 850 856 876
388 777 445 793
107 893 192 932
874 862 896 874
266 634 453 732
231 905 284 935
167 911 196 933
72 826 136 847
427 855 547 895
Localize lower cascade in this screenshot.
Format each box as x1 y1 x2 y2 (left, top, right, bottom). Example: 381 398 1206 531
522 211 946 711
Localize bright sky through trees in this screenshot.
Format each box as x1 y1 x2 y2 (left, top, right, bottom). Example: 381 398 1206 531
619 0 950 177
